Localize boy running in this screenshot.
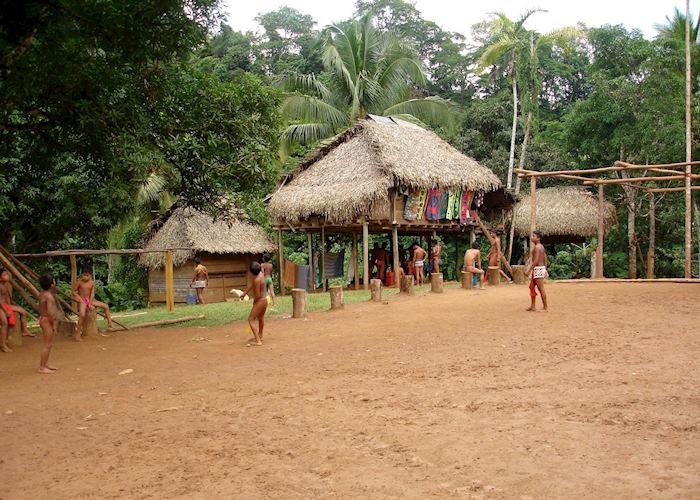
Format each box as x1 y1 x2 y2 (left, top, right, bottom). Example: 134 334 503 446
190 257 209 304
464 241 485 289
526 230 548 311
72 266 113 341
38 274 58 374
0 269 33 338
261 253 275 306
240 261 267 346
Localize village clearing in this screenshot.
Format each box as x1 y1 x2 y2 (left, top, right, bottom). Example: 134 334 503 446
1 282 699 499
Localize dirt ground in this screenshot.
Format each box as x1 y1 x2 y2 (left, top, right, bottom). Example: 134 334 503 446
1 282 699 499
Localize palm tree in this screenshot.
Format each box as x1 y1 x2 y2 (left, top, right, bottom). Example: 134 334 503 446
278 13 454 154
654 7 700 49
476 9 543 190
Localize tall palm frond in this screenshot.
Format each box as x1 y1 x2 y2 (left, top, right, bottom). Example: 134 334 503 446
384 96 456 130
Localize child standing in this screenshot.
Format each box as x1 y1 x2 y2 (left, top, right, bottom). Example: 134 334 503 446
261 253 275 306
240 261 268 346
38 274 58 374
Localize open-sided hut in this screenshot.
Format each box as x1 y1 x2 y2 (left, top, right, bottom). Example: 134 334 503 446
140 207 275 304
268 115 513 290
512 187 617 244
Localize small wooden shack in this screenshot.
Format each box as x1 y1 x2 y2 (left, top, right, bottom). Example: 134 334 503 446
140 207 276 304
512 187 617 243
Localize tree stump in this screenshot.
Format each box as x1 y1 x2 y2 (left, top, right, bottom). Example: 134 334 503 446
401 275 415 295
487 266 500 286
58 319 76 338
329 285 344 310
430 273 443 293
511 265 527 285
291 288 307 318
461 271 473 290
7 323 21 348
370 279 382 302
82 308 98 336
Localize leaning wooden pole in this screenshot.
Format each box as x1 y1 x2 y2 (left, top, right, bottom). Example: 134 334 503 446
362 218 369 290
70 254 78 291
647 192 656 279
685 0 693 278
596 184 605 278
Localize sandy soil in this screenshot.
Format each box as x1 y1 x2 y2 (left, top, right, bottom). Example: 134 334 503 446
1 282 699 499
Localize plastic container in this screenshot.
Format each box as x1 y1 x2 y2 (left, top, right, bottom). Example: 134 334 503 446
385 271 395 286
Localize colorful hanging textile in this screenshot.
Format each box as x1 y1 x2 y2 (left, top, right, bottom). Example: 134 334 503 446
284 260 298 288
446 190 461 220
425 188 441 220
322 249 345 279
460 191 474 224
403 188 427 220
475 190 485 208
438 191 449 219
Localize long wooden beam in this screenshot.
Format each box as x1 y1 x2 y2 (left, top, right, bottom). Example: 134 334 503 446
645 185 700 193
516 163 694 179
13 248 193 258
583 175 691 186
616 160 700 169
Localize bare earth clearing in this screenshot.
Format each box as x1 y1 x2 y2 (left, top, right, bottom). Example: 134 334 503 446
1 282 699 499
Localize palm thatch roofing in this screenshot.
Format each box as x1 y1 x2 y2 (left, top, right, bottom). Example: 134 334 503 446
268 116 503 224
139 207 276 269
513 187 617 238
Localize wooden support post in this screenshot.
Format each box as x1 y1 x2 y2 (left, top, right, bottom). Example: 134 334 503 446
686 0 693 279
401 275 415 295
7 323 21 348
82 308 98 336
461 271 473 290
511 265 527 285
307 231 315 291
370 278 382 302
362 219 369 290
278 229 285 296
392 226 400 288
430 272 443 293
70 254 77 291
596 185 605 279
454 235 459 281
352 232 359 290
647 192 656 279
321 225 326 292
329 285 344 310
164 250 174 313
530 176 537 244
291 288 306 318
487 267 500 286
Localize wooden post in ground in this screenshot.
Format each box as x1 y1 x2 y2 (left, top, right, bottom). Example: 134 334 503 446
401 275 415 295
291 288 306 318
647 192 656 279
461 271 473 289
487 267 500 286
392 226 400 288
70 254 77 291
164 250 174 313
82 308 98 336
430 272 443 293
278 229 285 296
530 176 537 248
511 265 527 284
352 232 359 290
370 278 382 302
321 225 326 292
596 185 605 278
454 235 459 281
307 231 315 291
7 324 21 348
685 0 693 279
362 219 369 290
329 285 344 310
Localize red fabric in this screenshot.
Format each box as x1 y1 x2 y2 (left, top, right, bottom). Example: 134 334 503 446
1 304 16 327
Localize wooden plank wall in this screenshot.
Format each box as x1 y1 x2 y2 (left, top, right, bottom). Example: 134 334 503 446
148 253 257 304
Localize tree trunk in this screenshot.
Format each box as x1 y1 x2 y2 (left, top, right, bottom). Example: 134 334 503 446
292 288 307 318
685 0 693 278
619 146 637 280
370 279 382 302
430 273 443 293
507 76 519 190
508 109 533 261
329 285 344 310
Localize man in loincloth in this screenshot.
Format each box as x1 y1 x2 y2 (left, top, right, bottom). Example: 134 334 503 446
483 230 512 284
190 257 209 305
261 253 275 306
240 261 267 346
464 241 485 289
37 274 58 374
411 243 428 286
72 266 114 341
431 240 442 274
374 243 389 281
0 269 33 339
525 230 548 311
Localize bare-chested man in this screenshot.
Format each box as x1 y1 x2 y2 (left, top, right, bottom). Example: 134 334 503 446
261 253 275 306
484 230 512 284
411 243 428 285
38 273 58 374
431 240 442 274
0 269 32 338
240 261 267 346
72 267 113 341
190 257 209 304
525 230 548 311
372 243 389 281
464 241 485 289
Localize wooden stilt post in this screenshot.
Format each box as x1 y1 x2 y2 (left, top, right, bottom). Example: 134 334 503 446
647 192 656 279
596 185 605 279
321 224 326 292
278 229 285 296
164 250 174 313
685 0 693 278
352 232 359 290
362 219 369 290
530 176 537 247
70 255 77 291
307 231 314 291
392 226 400 288
454 234 459 281
470 228 475 245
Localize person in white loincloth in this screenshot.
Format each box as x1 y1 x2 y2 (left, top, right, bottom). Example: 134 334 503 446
525 230 548 311
190 257 209 304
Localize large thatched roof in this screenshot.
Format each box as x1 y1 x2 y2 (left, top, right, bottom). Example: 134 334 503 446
268 116 503 224
513 187 617 238
139 207 275 269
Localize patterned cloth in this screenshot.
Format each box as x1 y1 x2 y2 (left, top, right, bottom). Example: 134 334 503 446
404 188 427 220
460 191 474 223
438 191 449 219
425 188 441 221
475 190 485 208
446 190 461 220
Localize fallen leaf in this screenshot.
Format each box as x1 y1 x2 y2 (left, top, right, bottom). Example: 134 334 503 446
118 368 134 375
84 414 94 421
156 406 183 413
98 392 108 396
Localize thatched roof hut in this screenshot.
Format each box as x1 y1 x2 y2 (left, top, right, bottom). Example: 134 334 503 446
513 187 617 241
139 207 275 270
269 116 507 226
